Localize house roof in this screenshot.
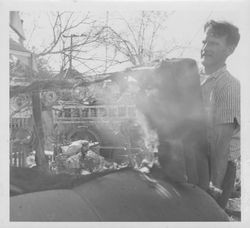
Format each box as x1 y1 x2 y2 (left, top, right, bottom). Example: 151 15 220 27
10 38 30 53
9 11 26 40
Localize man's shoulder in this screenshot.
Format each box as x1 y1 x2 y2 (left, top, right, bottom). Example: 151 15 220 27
217 70 240 88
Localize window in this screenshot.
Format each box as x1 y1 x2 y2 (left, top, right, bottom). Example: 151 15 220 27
118 106 126 117
82 108 89 118
128 107 136 117
71 108 80 118
109 107 117 117
64 108 71 118
98 107 108 117
90 108 97 117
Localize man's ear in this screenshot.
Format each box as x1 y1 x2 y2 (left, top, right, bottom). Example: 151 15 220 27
226 45 235 56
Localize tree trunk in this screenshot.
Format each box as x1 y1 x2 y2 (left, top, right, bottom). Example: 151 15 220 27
31 92 49 173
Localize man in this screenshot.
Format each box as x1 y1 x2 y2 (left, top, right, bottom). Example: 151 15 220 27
200 20 240 208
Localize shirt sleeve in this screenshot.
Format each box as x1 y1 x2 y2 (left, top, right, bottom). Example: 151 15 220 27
214 79 240 125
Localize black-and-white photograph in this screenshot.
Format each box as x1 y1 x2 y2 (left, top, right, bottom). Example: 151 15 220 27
2 0 249 224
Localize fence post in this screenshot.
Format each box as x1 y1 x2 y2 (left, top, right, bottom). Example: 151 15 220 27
10 141 13 166
14 152 17 167
21 151 25 167
18 152 21 167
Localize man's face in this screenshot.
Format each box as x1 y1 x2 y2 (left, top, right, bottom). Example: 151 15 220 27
201 27 232 68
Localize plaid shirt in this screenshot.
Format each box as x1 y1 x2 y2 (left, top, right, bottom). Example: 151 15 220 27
200 66 240 160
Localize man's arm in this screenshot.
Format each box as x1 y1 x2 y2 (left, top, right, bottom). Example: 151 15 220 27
211 76 240 187
210 123 235 188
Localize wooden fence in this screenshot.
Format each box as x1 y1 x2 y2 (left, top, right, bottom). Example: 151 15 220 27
10 151 26 167
10 151 54 168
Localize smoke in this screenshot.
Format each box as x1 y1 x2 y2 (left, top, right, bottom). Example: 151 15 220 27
134 58 205 139
135 111 159 153
61 59 209 184
132 58 209 187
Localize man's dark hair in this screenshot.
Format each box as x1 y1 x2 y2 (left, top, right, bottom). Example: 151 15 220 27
204 20 240 48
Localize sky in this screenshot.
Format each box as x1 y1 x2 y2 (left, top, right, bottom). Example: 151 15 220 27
13 0 250 82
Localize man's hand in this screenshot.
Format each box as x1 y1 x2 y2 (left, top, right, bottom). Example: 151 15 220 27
207 182 223 200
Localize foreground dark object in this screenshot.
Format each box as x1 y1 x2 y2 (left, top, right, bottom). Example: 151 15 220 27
10 167 228 221
136 58 210 189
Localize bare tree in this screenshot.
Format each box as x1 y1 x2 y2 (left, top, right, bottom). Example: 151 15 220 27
24 12 105 74
37 12 92 56
94 11 182 67
24 11 182 75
